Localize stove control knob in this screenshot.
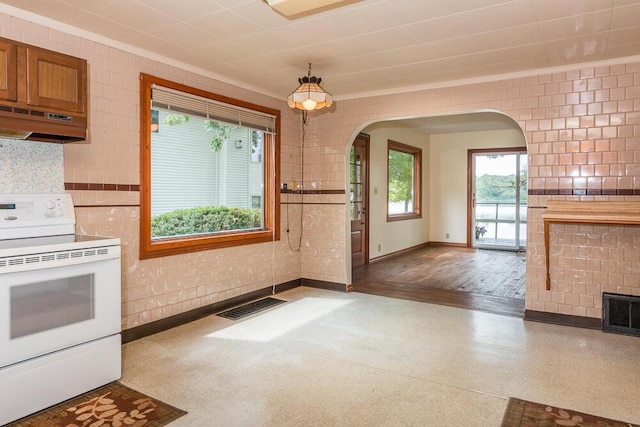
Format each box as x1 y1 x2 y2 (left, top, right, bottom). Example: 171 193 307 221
45 200 56 210
55 208 64 217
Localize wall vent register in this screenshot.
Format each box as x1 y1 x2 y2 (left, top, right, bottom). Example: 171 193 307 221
602 293 640 337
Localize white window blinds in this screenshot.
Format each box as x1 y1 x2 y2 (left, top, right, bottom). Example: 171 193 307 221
151 85 276 134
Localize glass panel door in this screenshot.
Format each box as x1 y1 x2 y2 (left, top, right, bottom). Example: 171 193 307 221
472 151 527 250
350 135 368 267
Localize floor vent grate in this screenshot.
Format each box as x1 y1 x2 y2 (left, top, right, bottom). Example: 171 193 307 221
603 293 640 337
217 297 286 320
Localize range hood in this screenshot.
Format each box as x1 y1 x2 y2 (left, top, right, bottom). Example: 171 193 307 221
0 106 87 143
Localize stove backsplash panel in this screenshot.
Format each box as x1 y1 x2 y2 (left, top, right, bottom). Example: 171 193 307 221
0 139 64 193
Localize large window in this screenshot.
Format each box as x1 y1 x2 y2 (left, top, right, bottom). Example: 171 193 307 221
387 140 421 221
140 74 280 259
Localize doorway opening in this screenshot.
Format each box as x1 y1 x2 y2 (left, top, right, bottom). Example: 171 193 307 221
348 111 528 317
469 148 527 251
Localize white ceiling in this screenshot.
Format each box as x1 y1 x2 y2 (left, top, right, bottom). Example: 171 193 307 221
1 0 640 103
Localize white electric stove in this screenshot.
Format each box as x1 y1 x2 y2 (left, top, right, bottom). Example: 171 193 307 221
0 193 122 425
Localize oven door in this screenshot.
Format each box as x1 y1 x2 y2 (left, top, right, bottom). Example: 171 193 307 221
0 256 121 368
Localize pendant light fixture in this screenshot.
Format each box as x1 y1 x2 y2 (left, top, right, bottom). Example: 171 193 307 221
287 63 333 113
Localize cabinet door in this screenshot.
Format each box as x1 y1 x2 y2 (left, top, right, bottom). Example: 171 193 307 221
26 48 86 113
0 39 17 102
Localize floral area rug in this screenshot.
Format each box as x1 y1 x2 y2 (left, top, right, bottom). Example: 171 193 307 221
6 382 186 427
502 397 639 427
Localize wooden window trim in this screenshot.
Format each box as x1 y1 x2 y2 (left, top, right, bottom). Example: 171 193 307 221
139 73 280 260
387 140 422 222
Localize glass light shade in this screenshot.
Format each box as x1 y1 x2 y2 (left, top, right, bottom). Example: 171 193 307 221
302 98 318 110
287 80 333 111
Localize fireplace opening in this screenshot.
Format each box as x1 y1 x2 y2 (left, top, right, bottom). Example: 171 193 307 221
602 293 640 337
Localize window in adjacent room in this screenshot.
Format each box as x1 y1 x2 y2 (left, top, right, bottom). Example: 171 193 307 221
387 140 422 221
139 74 280 259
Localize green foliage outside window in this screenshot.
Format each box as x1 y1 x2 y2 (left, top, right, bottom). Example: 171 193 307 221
388 149 414 211
163 113 237 152
151 206 261 238
475 169 528 203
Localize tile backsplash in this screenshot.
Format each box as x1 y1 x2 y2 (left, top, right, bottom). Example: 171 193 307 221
0 139 63 193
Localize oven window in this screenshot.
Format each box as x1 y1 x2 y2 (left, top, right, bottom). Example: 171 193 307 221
10 274 94 339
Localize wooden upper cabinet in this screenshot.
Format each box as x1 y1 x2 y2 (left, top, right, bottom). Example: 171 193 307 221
26 47 87 113
0 39 18 102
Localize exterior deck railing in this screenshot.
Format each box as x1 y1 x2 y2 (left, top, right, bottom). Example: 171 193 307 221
475 202 527 247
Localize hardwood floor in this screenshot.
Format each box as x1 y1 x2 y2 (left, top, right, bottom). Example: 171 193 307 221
352 246 526 317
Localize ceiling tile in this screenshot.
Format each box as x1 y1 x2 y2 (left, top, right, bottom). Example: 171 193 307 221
197 40 256 64
452 56 550 78
269 17 346 45
127 33 184 56
537 10 613 41
230 30 298 56
0 0 86 22
274 26 418 67
531 0 613 21
135 0 223 22
187 10 264 39
375 0 463 26
147 23 218 49
611 2 640 29
483 44 548 63
94 1 181 33
543 33 609 62
164 49 213 69
65 13 143 42
613 0 640 5
400 1 537 44
605 41 640 58
316 4 394 38
59 0 123 13
607 27 640 47
437 23 543 55
212 0 254 9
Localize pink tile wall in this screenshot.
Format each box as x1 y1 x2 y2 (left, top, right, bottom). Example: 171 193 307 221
309 62 640 319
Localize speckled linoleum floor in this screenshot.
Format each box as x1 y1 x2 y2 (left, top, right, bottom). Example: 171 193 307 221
121 286 640 426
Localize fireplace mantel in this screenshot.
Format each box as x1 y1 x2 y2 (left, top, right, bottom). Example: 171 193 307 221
541 201 640 290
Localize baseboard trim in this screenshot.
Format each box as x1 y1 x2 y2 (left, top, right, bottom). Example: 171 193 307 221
524 310 601 330
428 241 467 248
369 242 430 264
302 278 348 292
122 278 348 343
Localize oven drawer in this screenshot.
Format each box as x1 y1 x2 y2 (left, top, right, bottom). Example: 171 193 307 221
0 334 121 425
0 257 121 368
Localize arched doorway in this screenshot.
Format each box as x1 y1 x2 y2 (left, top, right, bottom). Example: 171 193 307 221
345 110 528 317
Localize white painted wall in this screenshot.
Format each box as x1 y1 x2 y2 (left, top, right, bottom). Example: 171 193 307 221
364 123 430 259
429 129 526 244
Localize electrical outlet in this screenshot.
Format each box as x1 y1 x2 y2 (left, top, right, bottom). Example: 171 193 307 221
446 233 450 239
378 244 381 252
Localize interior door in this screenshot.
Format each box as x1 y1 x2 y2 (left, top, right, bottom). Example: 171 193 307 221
470 148 527 250
350 133 369 267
